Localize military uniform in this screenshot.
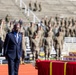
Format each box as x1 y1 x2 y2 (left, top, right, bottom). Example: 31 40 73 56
28 23 37 52
44 36 52 60
56 30 64 59
21 33 26 64
33 1 37 11
31 34 41 60
20 26 26 64
38 2 42 12
28 23 37 38
44 28 53 59
0 20 7 41
29 1 32 10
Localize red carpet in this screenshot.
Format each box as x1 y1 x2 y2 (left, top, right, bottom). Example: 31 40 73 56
0 64 38 75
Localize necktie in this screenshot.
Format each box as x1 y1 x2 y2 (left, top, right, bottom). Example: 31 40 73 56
16 33 18 43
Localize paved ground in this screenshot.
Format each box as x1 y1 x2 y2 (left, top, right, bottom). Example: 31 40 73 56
0 64 38 75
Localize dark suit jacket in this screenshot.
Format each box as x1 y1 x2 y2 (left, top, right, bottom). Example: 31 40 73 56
4 32 22 59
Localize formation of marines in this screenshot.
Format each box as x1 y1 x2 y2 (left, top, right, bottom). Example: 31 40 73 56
0 14 76 62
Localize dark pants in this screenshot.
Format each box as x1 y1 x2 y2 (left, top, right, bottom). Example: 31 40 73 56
8 58 20 75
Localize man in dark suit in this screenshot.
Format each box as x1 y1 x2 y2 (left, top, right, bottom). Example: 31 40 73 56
4 23 22 75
